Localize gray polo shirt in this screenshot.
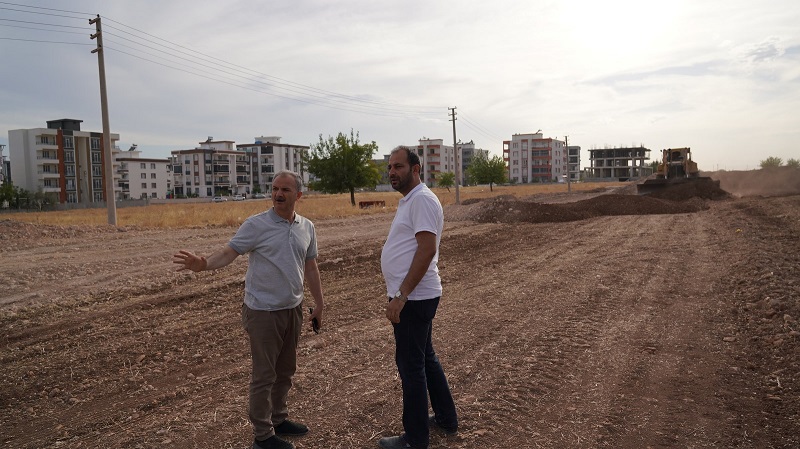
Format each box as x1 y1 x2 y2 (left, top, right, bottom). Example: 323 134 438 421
228 208 318 311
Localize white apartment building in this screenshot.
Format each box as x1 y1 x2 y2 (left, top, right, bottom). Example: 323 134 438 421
8 119 120 204
172 136 309 198
236 136 309 193
503 132 567 183
394 138 456 187
116 148 171 200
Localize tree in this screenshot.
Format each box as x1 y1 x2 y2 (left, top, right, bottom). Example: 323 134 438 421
786 158 800 169
437 172 455 192
467 153 507 191
760 156 783 168
305 130 382 206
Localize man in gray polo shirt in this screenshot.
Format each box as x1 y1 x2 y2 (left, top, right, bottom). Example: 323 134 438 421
174 170 324 449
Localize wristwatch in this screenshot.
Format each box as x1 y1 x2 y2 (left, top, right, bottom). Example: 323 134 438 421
393 290 407 303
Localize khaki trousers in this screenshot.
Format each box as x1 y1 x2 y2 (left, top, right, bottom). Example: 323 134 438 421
241 303 302 440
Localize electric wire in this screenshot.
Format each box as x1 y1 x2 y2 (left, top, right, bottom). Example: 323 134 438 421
460 114 506 142
101 16 444 113
102 31 442 116
0 7 513 145
0 7 446 117
103 45 442 119
0 1 93 16
0 22 90 35
0 36 93 45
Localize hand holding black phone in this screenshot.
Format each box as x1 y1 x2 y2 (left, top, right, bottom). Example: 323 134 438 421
309 307 320 334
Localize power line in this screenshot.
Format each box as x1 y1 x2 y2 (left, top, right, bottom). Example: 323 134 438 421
0 1 93 16
0 22 90 35
101 16 444 113
0 17 90 29
103 45 443 119
102 32 441 116
0 7 448 120
0 36 92 45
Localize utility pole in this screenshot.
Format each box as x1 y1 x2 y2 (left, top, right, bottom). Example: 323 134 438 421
564 135 571 193
449 107 460 205
90 14 117 226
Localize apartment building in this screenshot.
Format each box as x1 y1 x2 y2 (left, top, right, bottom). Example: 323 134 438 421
8 119 120 204
503 131 567 183
567 145 581 182
394 138 456 187
0 143 8 186
171 138 244 198
171 136 309 198
236 136 309 193
116 147 171 199
586 146 652 181
457 140 489 186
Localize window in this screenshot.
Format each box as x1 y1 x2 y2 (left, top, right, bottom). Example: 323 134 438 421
141 182 147 189
150 163 156 170
64 150 75 163
65 165 75 176
90 138 100 150
63 136 74 148
151 192 158 198
92 166 102 176
93 179 102 189
141 173 147 179
151 183 157 188
67 192 77 203
91 152 102 163
140 163 146 169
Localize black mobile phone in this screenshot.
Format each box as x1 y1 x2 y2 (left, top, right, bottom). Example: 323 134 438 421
309 307 320 334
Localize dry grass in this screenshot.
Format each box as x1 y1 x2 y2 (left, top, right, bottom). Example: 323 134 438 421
1 182 627 228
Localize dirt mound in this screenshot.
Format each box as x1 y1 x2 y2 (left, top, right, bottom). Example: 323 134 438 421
644 177 730 201
707 167 800 198
472 194 708 224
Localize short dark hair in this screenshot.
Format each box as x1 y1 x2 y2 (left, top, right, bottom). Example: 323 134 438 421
391 147 420 167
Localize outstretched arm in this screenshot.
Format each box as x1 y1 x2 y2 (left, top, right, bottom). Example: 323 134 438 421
173 245 239 272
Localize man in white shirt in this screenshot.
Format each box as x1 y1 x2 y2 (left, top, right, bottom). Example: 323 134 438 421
378 147 458 449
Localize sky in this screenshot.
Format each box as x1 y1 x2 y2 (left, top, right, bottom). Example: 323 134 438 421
1 0 799 171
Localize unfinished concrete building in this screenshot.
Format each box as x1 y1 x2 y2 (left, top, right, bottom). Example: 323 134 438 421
586 146 653 181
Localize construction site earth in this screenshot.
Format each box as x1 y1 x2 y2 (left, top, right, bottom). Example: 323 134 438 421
1 167 799 448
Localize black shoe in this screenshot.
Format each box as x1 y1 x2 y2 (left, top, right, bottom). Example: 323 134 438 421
274 419 309 436
253 435 294 449
378 435 420 449
428 414 458 435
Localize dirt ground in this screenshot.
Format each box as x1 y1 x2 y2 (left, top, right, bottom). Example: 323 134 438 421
1 169 799 449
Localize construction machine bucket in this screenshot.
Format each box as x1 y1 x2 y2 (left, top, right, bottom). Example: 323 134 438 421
636 178 669 195
637 177 725 199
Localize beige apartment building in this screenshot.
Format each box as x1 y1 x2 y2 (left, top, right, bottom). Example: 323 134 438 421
394 138 456 187
171 136 309 198
503 131 568 183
